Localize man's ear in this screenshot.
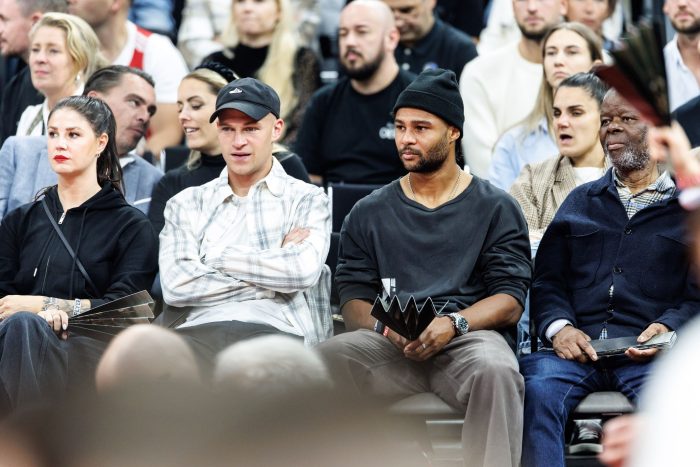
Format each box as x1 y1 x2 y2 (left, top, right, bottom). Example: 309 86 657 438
271 118 285 142
562 0 571 16
86 90 100 99
29 11 43 25
386 26 400 51
449 126 460 143
114 0 130 13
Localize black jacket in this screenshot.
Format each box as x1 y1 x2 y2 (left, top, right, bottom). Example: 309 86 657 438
674 95 700 148
0 183 158 307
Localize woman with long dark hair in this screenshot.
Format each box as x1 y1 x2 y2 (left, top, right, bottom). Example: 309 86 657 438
0 96 158 414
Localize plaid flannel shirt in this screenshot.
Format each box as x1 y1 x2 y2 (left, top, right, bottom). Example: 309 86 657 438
159 158 332 345
613 169 676 218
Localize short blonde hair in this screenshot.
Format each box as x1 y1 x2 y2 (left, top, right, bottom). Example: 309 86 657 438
30 12 107 81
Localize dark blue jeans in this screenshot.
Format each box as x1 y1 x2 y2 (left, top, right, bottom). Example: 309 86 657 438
520 349 653 467
0 312 106 415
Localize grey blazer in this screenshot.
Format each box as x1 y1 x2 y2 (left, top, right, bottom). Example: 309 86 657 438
0 136 55 218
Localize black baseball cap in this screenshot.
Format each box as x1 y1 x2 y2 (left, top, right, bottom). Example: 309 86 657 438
209 77 281 123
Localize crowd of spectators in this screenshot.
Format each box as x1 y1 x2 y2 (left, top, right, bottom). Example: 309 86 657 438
0 0 699 466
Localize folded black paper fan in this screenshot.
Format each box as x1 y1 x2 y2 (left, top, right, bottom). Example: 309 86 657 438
370 295 446 341
68 290 155 342
595 20 670 126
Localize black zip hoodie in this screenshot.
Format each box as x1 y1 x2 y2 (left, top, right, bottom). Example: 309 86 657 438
0 183 158 308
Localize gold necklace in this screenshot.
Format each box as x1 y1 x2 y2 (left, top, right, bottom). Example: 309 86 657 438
407 170 462 203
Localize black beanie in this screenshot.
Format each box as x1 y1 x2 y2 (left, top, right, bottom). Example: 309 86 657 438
392 68 464 136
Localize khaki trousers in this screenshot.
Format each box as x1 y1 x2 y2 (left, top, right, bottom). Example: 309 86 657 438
317 329 523 467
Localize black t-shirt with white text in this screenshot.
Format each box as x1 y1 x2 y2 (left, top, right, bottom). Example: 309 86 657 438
294 70 415 184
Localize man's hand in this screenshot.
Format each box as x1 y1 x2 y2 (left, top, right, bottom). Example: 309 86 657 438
552 325 598 363
385 328 409 352
0 295 45 319
282 227 310 247
404 316 456 362
625 323 670 362
37 308 69 338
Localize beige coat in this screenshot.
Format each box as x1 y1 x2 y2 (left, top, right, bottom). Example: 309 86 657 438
509 154 609 236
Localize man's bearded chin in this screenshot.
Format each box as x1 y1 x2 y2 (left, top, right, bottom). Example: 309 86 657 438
607 144 652 176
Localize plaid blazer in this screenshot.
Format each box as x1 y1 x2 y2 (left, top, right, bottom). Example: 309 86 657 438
510 154 609 236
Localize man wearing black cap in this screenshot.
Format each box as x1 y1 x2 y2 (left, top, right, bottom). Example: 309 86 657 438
318 68 532 467
158 77 332 369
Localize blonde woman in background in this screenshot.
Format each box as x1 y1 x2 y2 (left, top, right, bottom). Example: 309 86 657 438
16 13 107 137
149 62 310 234
148 63 233 234
489 22 603 191
178 0 320 69
202 0 321 144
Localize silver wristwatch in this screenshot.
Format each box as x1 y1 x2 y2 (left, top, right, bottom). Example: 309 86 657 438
447 312 469 335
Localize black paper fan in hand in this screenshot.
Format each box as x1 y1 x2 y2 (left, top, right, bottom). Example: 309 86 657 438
370 295 447 341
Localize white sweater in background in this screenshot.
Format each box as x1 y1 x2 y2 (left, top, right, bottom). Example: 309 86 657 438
459 42 542 179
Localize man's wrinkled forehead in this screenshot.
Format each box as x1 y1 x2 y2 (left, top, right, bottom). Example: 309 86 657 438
601 91 642 119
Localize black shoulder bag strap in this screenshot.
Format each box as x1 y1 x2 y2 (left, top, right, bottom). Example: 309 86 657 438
41 198 98 294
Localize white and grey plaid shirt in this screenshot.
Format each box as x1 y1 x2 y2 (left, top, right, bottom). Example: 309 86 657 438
613 169 676 219
159 158 332 345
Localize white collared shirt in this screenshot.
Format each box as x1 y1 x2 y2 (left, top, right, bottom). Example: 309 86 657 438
664 35 700 111
159 158 333 345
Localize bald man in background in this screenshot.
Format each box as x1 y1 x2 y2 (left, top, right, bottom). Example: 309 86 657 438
294 0 415 185
95 325 200 391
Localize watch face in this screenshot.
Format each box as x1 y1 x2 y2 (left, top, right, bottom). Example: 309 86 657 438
450 313 469 335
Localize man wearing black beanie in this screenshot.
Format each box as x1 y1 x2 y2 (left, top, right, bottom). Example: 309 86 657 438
318 68 532 467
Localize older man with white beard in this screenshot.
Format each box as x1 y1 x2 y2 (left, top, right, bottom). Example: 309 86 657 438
519 89 700 467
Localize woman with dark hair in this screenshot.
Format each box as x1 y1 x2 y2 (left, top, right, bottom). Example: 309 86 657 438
509 72 609 354
510 72 610 245
0 96 158 414
490 22 604 190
